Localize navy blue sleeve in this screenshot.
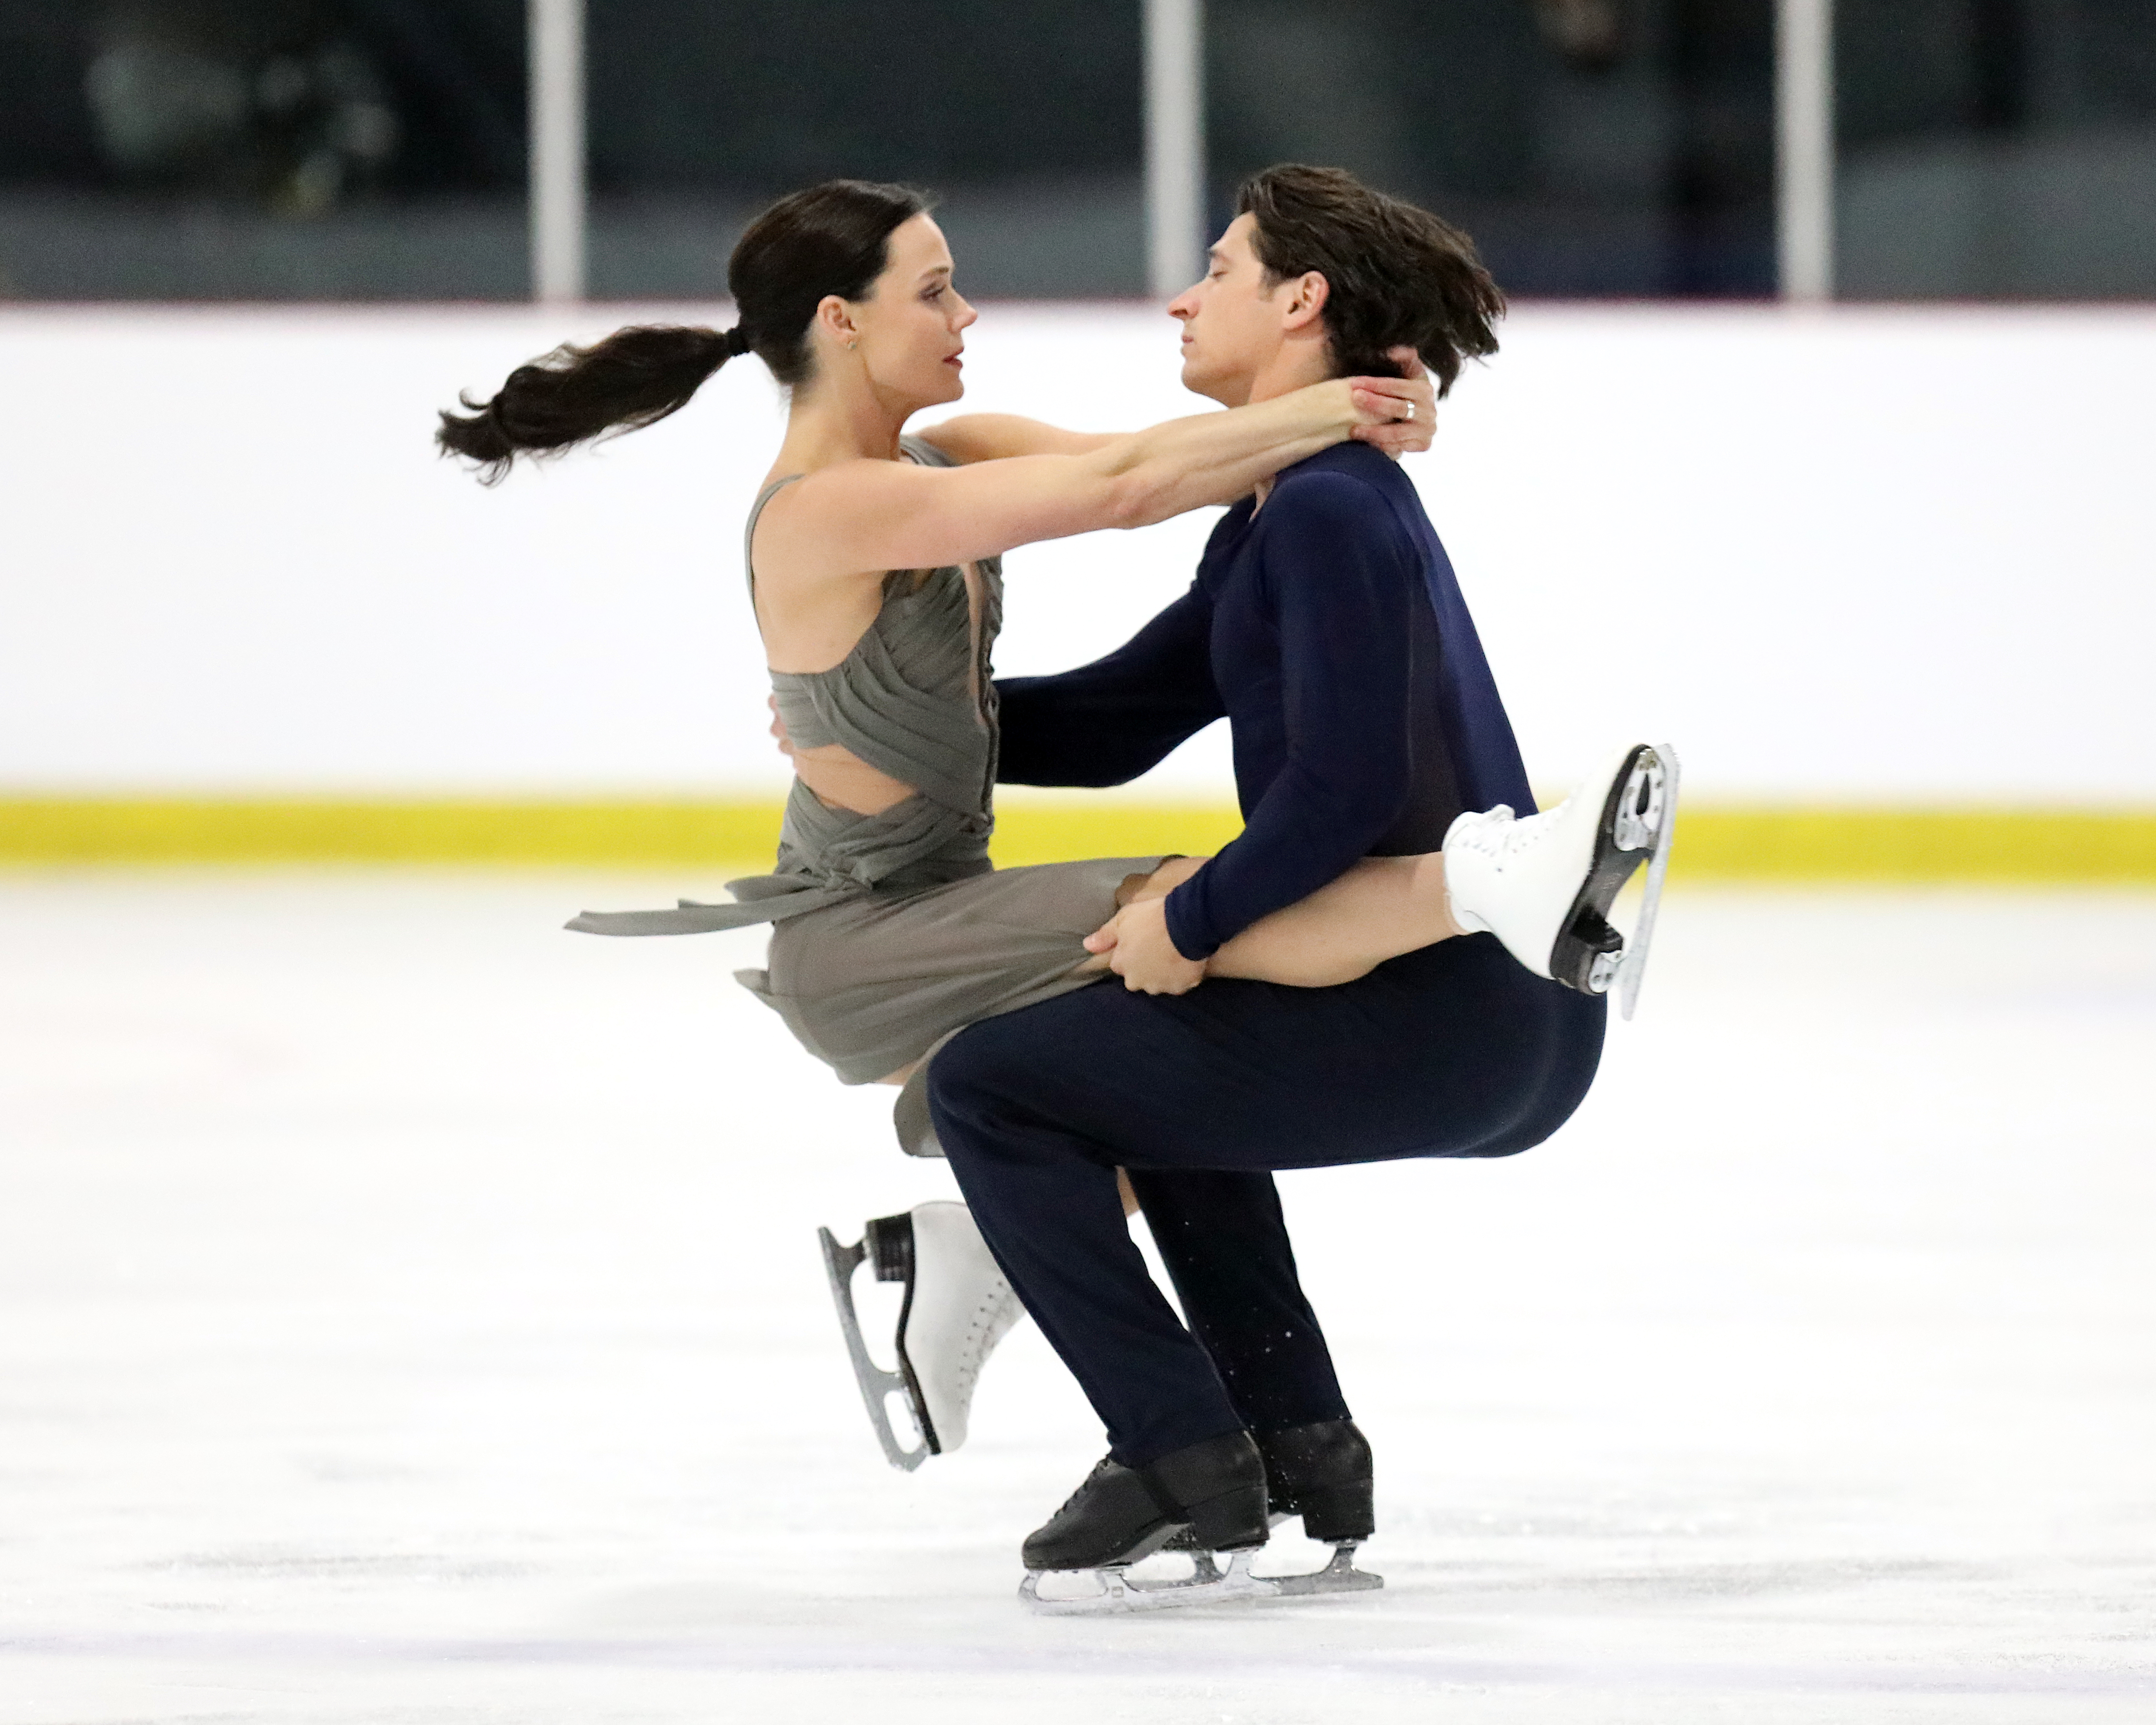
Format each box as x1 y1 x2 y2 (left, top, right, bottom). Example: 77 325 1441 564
993 585 1225 788
1163 474 1417 959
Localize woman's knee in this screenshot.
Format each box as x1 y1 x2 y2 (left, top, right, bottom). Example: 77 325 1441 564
1115 853 1209 908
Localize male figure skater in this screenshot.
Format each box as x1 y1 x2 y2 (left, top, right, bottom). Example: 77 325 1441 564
928 165 1627 1601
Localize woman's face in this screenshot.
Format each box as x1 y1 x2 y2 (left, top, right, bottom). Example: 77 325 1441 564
847 213 976 410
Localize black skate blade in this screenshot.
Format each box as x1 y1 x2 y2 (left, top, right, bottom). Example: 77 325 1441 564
816 1226 932 1473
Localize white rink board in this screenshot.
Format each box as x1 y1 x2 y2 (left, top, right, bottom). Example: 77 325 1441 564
2 302 2154 801
2 876 2154 1723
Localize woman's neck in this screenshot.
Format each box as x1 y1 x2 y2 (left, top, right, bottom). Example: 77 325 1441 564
771 375 915 476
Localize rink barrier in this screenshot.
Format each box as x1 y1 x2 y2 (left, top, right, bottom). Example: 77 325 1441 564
2 799 2155 881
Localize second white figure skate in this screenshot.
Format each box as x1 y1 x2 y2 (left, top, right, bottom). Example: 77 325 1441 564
818 1201 1024 1471
1442 742 1680 1019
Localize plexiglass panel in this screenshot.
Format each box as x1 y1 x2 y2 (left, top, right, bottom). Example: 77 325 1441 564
1838 0 2156 298
4 0 2149 302
0 0 527 299
582 0 1146 300
1210 0 1777 298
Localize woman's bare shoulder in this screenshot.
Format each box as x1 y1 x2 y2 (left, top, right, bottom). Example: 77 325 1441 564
755 457 932 539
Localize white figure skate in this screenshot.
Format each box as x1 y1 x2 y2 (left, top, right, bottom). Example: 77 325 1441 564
818 1201 1024 1471
1442 742 1680 1019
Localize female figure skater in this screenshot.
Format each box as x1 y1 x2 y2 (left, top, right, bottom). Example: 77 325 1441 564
437 179 1444 1066
437 178 1668 1468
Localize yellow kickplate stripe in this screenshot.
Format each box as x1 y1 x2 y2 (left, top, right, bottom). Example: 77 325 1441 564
1668 807 2156 882
1 799 2153 882
0 799 788 867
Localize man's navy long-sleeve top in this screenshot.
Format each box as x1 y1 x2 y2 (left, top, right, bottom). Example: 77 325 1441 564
996 443 1535 960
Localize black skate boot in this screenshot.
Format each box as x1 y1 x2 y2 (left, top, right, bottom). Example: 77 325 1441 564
1018 1432 1273 1614
1020 1457 1179 1573
1166 1418 1383 1597
1255 1419 1382 1593
1260 1418 1375 1543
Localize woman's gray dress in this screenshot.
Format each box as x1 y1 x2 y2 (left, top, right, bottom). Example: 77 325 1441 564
569 436 1159 1127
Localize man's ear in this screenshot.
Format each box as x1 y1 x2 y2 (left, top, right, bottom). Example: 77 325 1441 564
1280 271 1331 333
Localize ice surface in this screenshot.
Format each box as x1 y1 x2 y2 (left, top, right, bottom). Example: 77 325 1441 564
2 875 2153 1723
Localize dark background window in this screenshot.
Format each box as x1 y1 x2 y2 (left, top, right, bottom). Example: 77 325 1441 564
0 0 526 297
0 0 2148 302
1211 0 1777 297
579 0 1147 298
1838 0 2156 298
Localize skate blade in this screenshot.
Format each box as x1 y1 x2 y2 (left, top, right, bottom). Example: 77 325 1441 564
1019 1547 1382 1615
1552 744 1660 996
1615 743 1679 1022
816 1227 931 1473
1263 1543 1385 1597
1021 1549 1279 1615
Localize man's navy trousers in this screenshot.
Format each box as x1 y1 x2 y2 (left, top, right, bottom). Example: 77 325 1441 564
928 934 1605 1466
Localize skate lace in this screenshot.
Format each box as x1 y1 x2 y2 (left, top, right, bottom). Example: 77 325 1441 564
1459 803 1556 865
1050 1456 1121 1518
951 1280 1020 1395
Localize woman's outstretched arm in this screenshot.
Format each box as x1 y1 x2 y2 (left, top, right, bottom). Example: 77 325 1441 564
915 416 1117 463
915 350 1437 466
752 373 1422 592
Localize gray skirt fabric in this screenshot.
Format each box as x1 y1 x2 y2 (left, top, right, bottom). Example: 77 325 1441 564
735 853 1161 1088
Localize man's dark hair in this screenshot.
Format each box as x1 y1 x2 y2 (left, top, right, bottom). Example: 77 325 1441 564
1236 164 1504 396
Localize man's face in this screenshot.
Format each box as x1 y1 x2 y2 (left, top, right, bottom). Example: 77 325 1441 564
1168 214 1297 406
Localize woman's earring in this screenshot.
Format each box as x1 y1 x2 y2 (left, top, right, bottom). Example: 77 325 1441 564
846 338 859 351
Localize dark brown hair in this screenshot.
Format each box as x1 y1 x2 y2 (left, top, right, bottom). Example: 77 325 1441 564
1236 164 1504 395
437 179 931 482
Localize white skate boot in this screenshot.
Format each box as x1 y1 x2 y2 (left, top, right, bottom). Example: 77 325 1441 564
1442 742 1680 1019
818 1201 1024 1471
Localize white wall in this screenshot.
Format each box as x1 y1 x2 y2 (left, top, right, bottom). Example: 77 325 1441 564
3 302 2152 802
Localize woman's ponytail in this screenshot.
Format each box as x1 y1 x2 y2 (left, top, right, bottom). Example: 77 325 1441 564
436 323 739 484
438 178 928 483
